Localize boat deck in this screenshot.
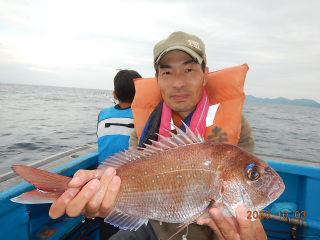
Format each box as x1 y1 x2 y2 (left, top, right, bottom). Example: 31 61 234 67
1 147 320 240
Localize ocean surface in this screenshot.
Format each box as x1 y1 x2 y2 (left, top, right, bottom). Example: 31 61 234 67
1 83 320 175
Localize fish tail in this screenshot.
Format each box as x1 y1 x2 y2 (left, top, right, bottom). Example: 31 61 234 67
10 189 62 204
11 165 72 204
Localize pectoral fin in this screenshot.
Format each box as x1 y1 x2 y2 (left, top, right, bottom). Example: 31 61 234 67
237 184 257 221
220 184 257 221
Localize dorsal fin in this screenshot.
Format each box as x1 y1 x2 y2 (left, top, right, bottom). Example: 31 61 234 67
137 147 157 154
149 139 171 150
156 133 179 148
98 122 204 170
181 121 201 143
143 144 164 152
195 128 205 142
165 127 187 146
128 148 143 158
172 123 193 144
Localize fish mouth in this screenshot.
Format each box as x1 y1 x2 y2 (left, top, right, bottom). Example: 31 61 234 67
268 182 285 201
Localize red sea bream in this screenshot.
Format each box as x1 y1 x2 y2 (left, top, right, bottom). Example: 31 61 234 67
11 124 285 236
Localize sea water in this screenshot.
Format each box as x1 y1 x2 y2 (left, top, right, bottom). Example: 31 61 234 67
0 83 319 175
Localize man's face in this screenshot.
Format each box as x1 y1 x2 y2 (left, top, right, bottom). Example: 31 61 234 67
156 50 208 119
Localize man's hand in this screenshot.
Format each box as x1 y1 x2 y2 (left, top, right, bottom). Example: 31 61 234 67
196 206 267 240
49 167 121 219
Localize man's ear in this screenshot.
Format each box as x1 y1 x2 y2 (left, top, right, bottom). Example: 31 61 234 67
203 67 209 86
112 91 118 100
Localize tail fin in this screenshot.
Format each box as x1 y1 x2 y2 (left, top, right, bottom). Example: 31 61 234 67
11 165 72 204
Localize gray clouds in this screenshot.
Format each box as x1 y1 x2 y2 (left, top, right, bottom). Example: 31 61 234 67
0 0 319 102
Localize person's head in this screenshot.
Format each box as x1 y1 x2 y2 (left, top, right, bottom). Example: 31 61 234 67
113 69 142 104
153 31 209 119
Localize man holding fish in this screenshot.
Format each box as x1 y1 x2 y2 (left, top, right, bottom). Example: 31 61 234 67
49 31 269 239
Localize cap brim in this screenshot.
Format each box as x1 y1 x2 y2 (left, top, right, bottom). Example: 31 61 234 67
154 46 204 69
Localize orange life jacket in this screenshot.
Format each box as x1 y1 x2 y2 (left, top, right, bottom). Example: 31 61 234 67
131 64 249 146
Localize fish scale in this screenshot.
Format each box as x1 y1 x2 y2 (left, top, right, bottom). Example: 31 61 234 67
11 123 285 238
114 142 221 223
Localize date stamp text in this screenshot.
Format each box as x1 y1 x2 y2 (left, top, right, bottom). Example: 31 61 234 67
247 211 306 220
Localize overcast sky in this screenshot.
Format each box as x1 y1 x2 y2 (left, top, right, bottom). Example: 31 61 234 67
1 0 319 103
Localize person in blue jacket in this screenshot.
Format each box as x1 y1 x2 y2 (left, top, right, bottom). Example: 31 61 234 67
97 69 142 165
96 69 142 239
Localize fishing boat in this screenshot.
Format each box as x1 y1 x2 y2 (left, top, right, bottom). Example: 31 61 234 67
1 145 320 240
0 146 100 240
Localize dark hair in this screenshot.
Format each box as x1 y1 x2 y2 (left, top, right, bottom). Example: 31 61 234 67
114 70 142 103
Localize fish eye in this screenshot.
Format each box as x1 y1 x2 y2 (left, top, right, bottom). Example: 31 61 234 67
246 164 260 181
247 168 260 181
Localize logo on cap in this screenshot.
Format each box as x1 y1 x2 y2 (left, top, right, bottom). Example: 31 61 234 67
188 40 201 51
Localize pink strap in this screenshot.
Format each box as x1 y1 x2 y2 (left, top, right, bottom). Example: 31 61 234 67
158 100 172 139
158 88 209 140
189 88 209 136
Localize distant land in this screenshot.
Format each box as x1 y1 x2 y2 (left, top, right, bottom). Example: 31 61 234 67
245 95 320 108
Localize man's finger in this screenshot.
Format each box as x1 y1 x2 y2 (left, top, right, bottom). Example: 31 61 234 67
100 175 121 216
236 206 256 240
49 188 79 219
68 169 96 188
197 208 239 240
86 167 116 215
197 217 225 239
252 219 267 240
65 179 100 217
208 208 239 240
